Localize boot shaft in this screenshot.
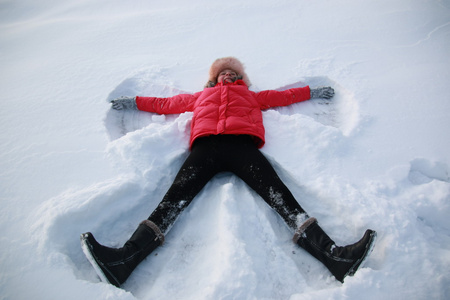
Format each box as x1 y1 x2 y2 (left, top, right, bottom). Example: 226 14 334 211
125 220 165 254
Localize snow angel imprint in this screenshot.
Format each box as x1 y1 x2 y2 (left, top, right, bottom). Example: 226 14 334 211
80 57 377 287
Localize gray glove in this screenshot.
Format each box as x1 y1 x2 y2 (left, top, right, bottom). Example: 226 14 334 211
110 96 137 110
310 87 335 99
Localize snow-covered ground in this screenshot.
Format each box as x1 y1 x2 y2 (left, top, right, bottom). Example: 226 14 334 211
1 0 450 299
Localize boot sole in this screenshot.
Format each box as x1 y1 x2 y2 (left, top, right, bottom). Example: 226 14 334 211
80 233 114 286
347 230 377 277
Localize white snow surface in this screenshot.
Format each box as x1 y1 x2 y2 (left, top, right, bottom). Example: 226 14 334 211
1 0 450 299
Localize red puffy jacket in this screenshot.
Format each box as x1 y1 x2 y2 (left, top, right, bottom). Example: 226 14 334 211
136 80 311 149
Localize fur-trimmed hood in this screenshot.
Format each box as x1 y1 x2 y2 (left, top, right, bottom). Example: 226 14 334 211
205 57 251 88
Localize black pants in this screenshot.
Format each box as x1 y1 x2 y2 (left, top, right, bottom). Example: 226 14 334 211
148 135 307 234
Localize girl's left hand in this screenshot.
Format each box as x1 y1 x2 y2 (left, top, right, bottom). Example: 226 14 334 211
310 87 335 99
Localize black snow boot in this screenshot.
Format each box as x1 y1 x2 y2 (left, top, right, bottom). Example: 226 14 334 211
80 220 164 287
293 217 376 283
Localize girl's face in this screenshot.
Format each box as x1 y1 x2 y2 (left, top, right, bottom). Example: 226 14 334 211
217 69 238 84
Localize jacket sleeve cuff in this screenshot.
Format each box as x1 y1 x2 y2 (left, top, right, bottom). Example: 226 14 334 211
135 96 155 112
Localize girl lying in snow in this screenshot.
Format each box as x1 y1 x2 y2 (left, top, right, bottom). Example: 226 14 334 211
81 57 376 287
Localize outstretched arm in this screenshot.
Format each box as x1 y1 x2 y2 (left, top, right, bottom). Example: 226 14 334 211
110 93 198 114
256 85 335 110
136 94 197 114
255 86 311 110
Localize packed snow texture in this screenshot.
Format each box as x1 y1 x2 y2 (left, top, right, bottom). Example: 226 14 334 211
1 0 450 299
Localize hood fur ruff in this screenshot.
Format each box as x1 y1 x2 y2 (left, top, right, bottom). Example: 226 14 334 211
206 57 251 87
